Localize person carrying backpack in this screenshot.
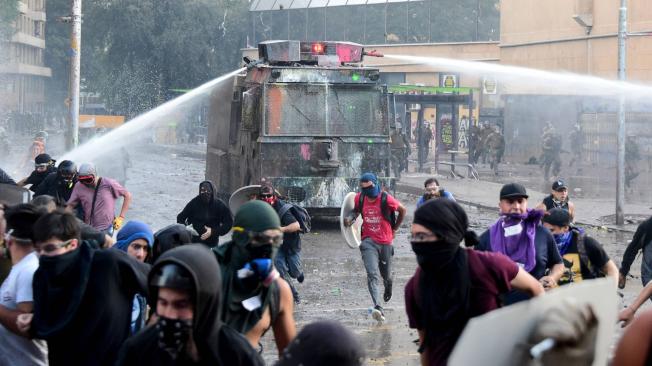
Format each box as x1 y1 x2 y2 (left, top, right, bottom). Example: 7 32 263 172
259 181 309 304
344 172 406 322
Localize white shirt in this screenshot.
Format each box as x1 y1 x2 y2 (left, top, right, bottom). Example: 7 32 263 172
0 252 48 366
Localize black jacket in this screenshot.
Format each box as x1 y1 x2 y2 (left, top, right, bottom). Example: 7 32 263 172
116 245 264 366
32 242 150 366
34 172 76 205
177 181 232 246
0 168 15 185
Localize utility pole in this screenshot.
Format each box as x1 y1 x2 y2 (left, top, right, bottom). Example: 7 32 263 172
616 0 627 225
66 0 82 151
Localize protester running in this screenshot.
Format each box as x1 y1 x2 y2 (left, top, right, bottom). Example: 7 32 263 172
177 180 232 247
344 172 406 322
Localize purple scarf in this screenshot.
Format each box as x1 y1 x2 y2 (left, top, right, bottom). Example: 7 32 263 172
489 209 544 272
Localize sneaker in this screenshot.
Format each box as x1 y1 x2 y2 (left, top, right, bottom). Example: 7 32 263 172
383 284 392 302
297 272 305 284
371 306 385 322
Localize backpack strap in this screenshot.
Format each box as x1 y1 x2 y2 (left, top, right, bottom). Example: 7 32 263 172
278 203 293 220
356 192 364 214
89 177 102 227
574 229 601 278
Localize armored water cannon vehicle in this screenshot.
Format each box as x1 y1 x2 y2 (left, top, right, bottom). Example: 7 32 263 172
206 40 396 216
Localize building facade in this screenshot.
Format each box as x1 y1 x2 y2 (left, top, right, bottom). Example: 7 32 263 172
0 0 52 115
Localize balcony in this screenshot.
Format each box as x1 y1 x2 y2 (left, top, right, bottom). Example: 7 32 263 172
0 62 52 77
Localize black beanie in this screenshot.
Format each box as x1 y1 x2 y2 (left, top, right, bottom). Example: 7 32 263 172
413 199 478 247
5 203 42 241
542 208 571 227
276 320 365 366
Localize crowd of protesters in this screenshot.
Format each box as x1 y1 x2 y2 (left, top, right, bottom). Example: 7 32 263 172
2 149 652 366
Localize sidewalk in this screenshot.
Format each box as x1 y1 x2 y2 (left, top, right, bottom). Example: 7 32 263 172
396 171 651 233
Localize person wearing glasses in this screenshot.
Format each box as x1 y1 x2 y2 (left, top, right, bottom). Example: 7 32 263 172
258 182 304 304
21 210 149 366
405 199 543 366
0 204 48 365
176 181 232 247
213 200 296 357
66 162 132 235
17 153 56 193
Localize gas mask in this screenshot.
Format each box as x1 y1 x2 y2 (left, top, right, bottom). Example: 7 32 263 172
156 316 192 360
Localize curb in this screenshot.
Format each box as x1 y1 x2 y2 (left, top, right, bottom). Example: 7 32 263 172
395 182 637 234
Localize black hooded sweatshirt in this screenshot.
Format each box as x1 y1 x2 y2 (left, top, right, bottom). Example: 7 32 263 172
31 241 150 366
177 180 232 246
34 171 76 205
24 165 56 192
116 244 264 366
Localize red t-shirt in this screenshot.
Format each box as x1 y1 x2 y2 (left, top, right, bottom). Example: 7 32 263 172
404 249 519 366
354 192 400 245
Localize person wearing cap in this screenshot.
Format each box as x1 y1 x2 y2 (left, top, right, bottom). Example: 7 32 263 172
542 208 617 286
0 204 48 365
536 179 576 221
258 181 305 304
66 162 132 234
34 160 78 207
113 220 155 334
213 200 296 356
116 245 264 365
176 180 232 247
17 153 56 192
24 210 149 366
344 172 406 322
476 182 564 304
405 199 543 365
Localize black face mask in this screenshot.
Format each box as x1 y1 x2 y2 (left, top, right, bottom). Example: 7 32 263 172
247 243 273 261
411 241 460 271
156 316 192 360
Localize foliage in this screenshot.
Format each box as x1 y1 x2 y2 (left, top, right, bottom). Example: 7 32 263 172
0 0 18 43
45 0 249 117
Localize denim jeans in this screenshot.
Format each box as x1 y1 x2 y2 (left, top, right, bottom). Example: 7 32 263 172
360 237 393 307
275 246 302 299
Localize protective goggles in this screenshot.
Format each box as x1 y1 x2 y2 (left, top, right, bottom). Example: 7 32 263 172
35 163 49 169
233 227 282 246
78 175 95 184
36 239 74 254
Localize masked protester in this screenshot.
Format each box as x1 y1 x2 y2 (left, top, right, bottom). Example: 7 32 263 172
476 183 564 304
258 182 305 304
17 153 56 192
177 181 232 247
405 199 543 366
27 210 149 366
150 224 192 263
344 172 407 322
116 245 264 366
213 200 296 356
66 162 132 234
34 160 78 206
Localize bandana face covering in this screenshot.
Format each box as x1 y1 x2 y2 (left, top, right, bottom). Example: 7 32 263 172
362 185 380 198
553 231 573 255
411 241 460 271
156 316 192 360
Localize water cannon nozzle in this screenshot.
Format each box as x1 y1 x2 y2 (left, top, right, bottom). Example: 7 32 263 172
363 50 384 58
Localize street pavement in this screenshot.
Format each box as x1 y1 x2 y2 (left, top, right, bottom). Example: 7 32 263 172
396 165 652 233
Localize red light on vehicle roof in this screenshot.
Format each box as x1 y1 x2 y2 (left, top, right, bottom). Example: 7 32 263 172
311 43 325 54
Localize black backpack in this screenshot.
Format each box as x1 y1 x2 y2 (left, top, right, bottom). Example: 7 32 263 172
357 191 397 228
278 203 312 233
